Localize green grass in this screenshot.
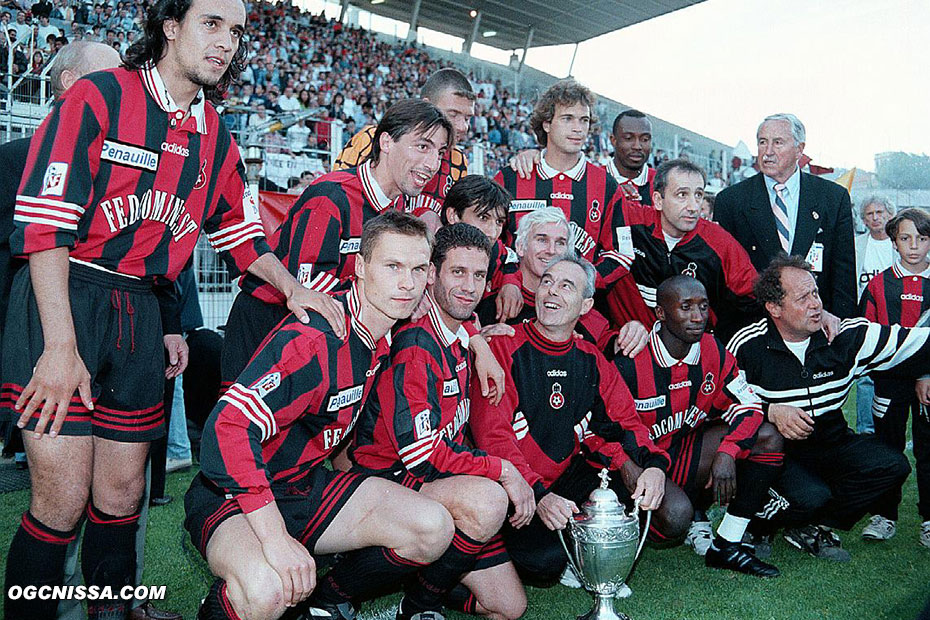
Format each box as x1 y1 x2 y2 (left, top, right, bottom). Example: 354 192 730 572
2 403 929 619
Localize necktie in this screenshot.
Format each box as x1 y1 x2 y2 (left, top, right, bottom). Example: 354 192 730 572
773 183 790 252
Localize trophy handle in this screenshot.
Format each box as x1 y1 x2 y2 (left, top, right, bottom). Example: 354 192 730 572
557 527 584 585
632 498 651 563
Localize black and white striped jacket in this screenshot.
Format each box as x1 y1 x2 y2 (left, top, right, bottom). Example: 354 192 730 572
727 317 930 445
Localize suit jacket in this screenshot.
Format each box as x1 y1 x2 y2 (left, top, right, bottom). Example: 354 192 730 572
0 137 30 334
714 171 855 318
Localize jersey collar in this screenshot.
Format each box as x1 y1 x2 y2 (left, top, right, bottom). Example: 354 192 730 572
606 158 649 186
358 160 394 212
537 149 586 182
650 322 701 367
139 62 207 134
892 259 930 279
347 281 391 351
426 293 470 350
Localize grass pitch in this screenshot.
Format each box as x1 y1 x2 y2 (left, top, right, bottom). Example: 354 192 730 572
1 407 928 619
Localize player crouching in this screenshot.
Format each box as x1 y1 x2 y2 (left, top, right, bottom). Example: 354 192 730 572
185 212 456 620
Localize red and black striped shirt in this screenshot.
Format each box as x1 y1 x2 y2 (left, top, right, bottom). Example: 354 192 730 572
470 321 669 501
860 262 930 328
494 154 620 261
13 64 267 280
242 161 404 304
614 326 763 459
596 200 757 337
350 295 502 483
199 284 390 513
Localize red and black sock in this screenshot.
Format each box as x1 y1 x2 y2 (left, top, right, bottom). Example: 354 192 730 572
443 584 478 614
403 529 484 615
81 502 140 620
3 511 77 620
312 546 426 607
197 579 243 620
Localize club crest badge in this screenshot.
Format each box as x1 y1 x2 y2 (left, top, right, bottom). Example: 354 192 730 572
550 382 564 409
701 372 715 395
194 159 208 190
589 199 601 222
682 261 698 278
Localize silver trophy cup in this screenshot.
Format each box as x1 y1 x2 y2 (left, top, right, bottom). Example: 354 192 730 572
559 469 649 620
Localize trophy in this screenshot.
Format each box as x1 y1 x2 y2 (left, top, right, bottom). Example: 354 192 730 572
559 469 650 620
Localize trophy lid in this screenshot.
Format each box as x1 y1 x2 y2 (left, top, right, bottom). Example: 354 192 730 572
576 469 636 525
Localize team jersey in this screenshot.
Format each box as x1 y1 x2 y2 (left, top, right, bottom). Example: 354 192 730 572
860 261 930 327
484 240 519 301
614 325 763 458
470 321 669 500
242 161 403 304
13 64 267 280
494 154 620 261
728 317 930 446
475 269 616 353
596 199 757 336
350 295 503 483
334 123 468 216
605 160 656 206
199 284 390 513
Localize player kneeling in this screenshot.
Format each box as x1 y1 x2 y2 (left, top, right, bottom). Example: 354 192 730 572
348 223 535 620
614 276 783 577
461 255 669 611
185 212 455 620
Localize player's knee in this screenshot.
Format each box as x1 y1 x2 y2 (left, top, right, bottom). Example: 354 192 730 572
887 452 912 482
654 490 692 541
754 422 784 454
460 481 508 541
94 474 146 515
30 486 90 531
237 566 287 620
514 543 565 584
408 501 455 563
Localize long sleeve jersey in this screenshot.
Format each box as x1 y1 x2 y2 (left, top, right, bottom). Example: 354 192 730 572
13 64 268 280
333 123 468 217
614 325 763 459
242 161 403 304
350 295 503 483
199 284 390 513
596 200 758 338
729 317 930 446
470 321 669 501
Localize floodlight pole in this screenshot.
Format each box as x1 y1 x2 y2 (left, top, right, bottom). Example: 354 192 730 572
407 0 422 42
339 0 349 23
567 42 579 77
464 10 481 55
518 27 534 72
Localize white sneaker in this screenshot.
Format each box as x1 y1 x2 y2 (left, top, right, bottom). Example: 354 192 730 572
861 515 896 541
559 566 631 598
920 521 930 549
559 565 583 588
684 520 713 556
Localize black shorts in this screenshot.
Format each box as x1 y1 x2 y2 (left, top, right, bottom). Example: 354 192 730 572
220 290 289 387
1 262 165 442
184 469 367 557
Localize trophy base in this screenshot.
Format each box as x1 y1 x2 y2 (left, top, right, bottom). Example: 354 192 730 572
577 593 631 620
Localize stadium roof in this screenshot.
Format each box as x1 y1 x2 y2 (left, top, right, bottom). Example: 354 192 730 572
356 0 706 51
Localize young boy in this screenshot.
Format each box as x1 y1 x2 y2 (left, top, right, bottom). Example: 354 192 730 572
859 208 930 548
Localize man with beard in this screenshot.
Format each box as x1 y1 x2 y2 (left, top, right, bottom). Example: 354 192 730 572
2 0 326 616
349 224 534 620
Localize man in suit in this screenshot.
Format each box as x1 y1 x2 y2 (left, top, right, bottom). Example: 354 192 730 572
714 114 855 318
